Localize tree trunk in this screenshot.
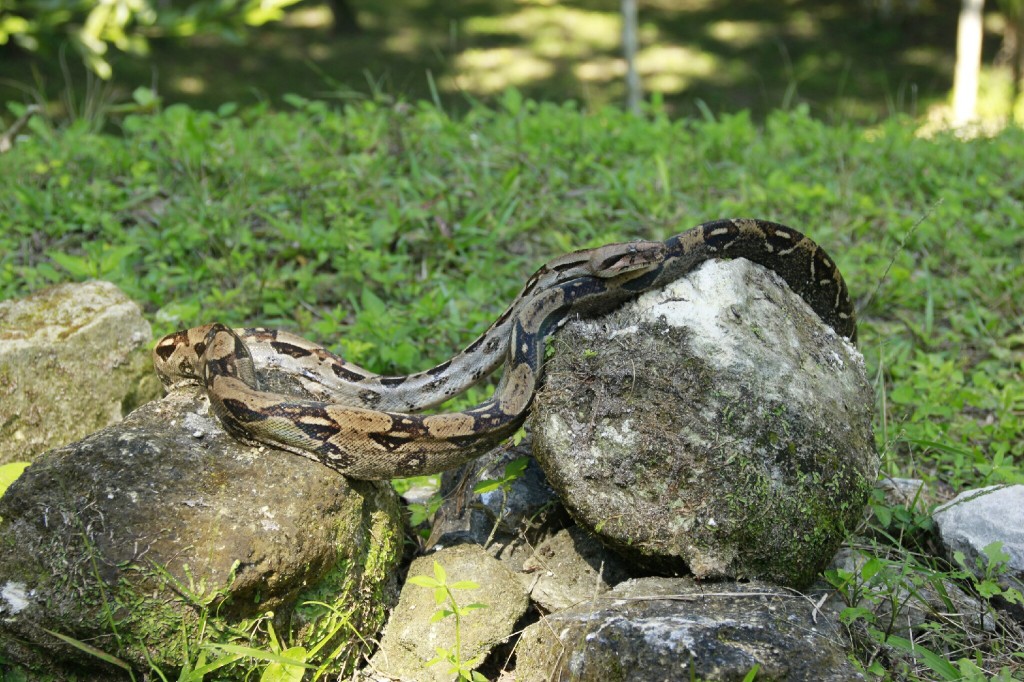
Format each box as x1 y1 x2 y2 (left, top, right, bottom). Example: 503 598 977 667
329 0 361 35
621 0 641 114
952 0 985 126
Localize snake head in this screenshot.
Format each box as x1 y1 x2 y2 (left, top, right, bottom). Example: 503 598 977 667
587 240 666 278
152 323 215 389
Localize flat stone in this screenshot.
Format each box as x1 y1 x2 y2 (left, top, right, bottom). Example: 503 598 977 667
522 526 632 613
514 576 864 681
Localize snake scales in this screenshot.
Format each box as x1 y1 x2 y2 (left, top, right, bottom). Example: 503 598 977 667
154 219 856 480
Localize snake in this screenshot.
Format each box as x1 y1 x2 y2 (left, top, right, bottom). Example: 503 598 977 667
153 219 856 480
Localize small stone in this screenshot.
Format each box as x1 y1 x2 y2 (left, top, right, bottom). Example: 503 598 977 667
522 526 632 612
933 485 1024 621
371 544 530 681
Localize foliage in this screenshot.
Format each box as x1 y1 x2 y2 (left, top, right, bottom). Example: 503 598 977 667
826 497 1024 681
473 454 530 548
1 93 1023 679
407 561 489 681
0 0 300 79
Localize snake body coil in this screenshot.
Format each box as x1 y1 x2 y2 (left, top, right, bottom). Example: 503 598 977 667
154 219 856 480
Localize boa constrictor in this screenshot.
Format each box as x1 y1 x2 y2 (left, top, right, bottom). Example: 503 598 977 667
154 219 856 480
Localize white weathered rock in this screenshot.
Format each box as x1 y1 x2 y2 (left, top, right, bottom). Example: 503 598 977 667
533 259 878 586
933 485 1024 619
0 280 162 464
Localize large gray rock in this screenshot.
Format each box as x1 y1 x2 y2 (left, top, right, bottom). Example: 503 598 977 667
0 280 162 465
532 259 878 587
933 485 1024 620
0 388 403 679
370 544 530 681
514 576 864 681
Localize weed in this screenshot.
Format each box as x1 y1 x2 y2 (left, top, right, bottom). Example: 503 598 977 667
407 560 489 681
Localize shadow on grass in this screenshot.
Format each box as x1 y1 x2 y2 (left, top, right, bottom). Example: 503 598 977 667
0 0 1004 121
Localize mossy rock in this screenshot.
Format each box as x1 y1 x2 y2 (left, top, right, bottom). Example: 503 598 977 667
0 390 403 679
533 259 878 587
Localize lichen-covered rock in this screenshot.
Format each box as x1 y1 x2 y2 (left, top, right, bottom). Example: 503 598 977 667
0 280 162 465
532 259 878 587
514 576 864 681
370 544 530 681
0 389 403 679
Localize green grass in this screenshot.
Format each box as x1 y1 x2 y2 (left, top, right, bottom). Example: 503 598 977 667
1 95 1023 679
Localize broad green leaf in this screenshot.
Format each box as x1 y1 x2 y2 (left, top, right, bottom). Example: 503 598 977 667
449 581 480 590
260 646 308 682
203 643 314 669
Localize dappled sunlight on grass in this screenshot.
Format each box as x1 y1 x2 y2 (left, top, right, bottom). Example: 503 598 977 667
281 5 333 29
706 20 771 48
575 56 625 84
465 6 621 56
0 0 970 122
636 44 718 93
785 11 819 39
451 5 623 95
445 47 555 94
173 75 207 95
385 27 431 56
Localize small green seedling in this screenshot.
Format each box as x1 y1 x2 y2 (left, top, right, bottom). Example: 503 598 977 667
407 561 489 681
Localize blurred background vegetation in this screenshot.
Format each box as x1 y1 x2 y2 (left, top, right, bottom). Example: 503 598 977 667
0 0 1022 126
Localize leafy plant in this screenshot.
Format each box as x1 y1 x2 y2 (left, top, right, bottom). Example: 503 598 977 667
951 541 1024 608
1 0 302 79
473 454 530 548
204 620 312 682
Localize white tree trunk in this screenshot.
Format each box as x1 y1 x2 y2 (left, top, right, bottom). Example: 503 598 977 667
622 0 641 114
952 0 985 125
